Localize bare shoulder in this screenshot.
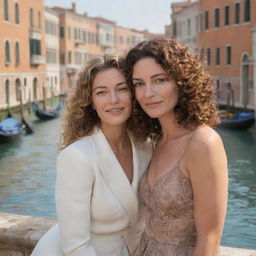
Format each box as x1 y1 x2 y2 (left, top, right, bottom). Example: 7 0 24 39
189 126 224 154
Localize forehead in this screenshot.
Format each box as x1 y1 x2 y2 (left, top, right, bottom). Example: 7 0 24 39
132 57 165 78
92 68 125 88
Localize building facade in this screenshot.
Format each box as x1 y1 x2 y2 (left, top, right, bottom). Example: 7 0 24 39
0 0 46 110
198 0 255 110
171 0 200 52
45 7 60 99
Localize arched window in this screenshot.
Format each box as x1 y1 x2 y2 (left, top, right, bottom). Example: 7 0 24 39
5 40 10 64
15 41 20 65
4 0 9 21
30 8 34 27
15 2 19 24
33 78 37 100
5 80 10 104
15 79 21 101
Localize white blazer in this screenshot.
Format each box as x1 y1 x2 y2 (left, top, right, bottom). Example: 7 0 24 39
31 128 152 256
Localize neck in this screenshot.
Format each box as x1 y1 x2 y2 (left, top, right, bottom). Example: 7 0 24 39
101 124 130 152
158 111 188 142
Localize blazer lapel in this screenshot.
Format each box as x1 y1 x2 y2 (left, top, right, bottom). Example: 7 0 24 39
91 129 139 226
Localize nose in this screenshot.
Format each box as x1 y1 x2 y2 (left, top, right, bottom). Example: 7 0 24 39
109 91 119 103
144 84 154 97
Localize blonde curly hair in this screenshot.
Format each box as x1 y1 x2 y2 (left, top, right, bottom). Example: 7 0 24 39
59 54 133 150
125 38 220 142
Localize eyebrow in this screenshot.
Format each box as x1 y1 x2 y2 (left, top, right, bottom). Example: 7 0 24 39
92 81 127 92
132 72 167 81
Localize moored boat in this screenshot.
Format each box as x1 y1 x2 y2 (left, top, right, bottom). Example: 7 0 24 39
0 115 23 144
32 102 61 121
220 112 255 130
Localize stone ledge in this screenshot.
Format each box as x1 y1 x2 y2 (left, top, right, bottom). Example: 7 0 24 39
0 212 255 256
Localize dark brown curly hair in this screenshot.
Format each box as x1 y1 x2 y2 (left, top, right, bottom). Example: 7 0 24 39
59 53 137 150
125 38 220 142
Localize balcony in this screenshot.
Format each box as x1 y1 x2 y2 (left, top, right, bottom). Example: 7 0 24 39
75 39 85 46
30 55 46 66
30 27 42 40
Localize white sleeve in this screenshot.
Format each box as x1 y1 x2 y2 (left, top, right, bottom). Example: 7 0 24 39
55 147 97 256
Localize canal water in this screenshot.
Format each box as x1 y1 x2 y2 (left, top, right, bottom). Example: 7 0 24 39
0 112 255 249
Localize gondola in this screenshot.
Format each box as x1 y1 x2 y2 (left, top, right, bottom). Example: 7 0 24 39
0 114 23 144
32 102 61 121
220 112 255 130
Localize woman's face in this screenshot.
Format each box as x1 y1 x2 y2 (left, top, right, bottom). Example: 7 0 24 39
132 57 178 119
92 68 132 129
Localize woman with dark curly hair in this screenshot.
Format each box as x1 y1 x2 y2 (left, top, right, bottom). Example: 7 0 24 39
31 54 152 256
125 39 228 256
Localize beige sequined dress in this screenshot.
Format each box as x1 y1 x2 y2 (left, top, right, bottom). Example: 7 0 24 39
133 142 197 256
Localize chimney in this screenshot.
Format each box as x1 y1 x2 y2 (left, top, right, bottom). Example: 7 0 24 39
71 2 76 12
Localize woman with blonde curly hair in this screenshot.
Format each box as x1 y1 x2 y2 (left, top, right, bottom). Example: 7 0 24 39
125 39 228 256
32 54 152 256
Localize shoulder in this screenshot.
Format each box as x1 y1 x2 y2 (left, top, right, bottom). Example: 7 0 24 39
57 135 96 165
184 126 227 175
189 126 224 155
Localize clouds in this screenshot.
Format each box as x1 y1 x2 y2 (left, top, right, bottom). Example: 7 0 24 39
45 0 181 33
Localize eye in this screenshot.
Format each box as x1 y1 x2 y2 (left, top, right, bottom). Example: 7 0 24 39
118 86 129 92
154 78 167 84
96 90 107 96
133 82 144 87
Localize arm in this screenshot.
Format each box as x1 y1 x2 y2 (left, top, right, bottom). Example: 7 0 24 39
186 129 228 256
55 147 97 256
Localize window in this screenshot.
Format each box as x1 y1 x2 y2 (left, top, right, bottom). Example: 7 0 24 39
15 41 20 65
173 19 177 37
4 0 9 21
244 0 250 22
30 8 34 27
214 8 220 28
30 39 41 55
207 48 211 65
234 3 240 24
15 79 21 101
204 11 209 30
5 80 10 104
5 40 10 64
60 27 65 38
216 80 221 98
224 6 229 26
215 47 220 65
38 12 41 28
15 3 19 24
68 51 72 64
187 19 191 35
226 46 232 65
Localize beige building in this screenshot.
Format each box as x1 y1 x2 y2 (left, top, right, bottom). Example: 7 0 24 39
0 0 46 110
171 0 200 52
45 7 60 99
53 4 102 91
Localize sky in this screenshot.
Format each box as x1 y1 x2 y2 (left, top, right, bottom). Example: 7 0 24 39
45 0 184 34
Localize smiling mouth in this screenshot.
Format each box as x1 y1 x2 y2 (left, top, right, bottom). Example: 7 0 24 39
106 108 124 113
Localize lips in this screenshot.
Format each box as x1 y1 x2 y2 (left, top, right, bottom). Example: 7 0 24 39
106 107 124 113
145 101 162 107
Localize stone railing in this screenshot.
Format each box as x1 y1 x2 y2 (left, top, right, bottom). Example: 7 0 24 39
0 212 255 256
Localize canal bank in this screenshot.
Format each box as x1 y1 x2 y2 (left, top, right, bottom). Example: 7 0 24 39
0 212 256 256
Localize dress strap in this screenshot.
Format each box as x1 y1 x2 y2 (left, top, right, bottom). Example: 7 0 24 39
176 132 195 167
